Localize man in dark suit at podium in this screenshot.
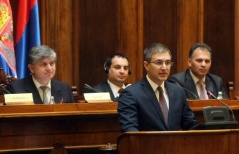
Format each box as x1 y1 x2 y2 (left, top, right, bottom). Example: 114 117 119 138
168 43 228 99
118 43 202 132
6 45 74 104
89 53 131 102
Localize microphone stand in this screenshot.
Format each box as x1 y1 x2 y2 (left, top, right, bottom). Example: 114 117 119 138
207 91 236 121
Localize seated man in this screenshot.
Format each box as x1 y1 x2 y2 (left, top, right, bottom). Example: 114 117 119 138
89 53 131 102
168 43 228 99
6 45 74 104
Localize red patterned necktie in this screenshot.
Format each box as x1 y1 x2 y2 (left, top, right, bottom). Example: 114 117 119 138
118 88 123 93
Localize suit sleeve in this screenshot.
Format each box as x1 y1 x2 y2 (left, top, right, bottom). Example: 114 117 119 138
118 89 139 132
180 99 202 130
65 83 75 103
219 78 228 98
5 83 14 93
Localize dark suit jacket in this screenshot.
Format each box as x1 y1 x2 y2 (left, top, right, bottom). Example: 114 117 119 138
117 76 200 132
90 81 118 102
6 76 74 104
167 69 228 99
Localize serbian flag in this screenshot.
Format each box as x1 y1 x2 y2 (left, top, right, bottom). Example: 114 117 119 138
15 0 41 78
0 0 16 77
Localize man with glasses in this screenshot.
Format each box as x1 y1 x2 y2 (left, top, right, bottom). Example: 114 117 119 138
118 43 202 132
168 43 228 99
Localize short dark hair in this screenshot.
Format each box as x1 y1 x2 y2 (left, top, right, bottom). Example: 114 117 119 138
189 43 212 58
144 43 172 62
104 53 129 70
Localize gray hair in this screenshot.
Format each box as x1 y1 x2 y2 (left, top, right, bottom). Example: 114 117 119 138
144 43 172 62
28 45 57 64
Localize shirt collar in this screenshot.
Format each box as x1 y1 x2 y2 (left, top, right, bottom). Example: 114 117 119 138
189 69 206 84
107 80 125 92
146 75 165 92
32 76 51 89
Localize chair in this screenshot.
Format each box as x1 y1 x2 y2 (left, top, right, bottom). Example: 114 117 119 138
227 81 239 100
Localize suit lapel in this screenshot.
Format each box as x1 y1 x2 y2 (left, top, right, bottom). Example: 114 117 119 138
25 76 43 104
141 77 168 127
51 80 62 103
165 82 176 127
205 76 214 98
102 82 117 102
185 71 199 98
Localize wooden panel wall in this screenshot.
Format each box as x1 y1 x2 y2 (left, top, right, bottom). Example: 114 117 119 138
235 0 239 89
9 0 238 94
143 0 178 75
204 0 235 89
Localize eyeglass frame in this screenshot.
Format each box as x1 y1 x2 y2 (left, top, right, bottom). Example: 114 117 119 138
149 60 174 67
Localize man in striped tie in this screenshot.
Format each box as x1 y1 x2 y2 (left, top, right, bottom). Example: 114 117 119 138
6 45 74 104
168 43 228 100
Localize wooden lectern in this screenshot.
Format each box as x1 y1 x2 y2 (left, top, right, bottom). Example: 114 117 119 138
117 130 239 154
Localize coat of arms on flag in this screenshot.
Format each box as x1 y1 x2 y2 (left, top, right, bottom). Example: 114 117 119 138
0 0 16 77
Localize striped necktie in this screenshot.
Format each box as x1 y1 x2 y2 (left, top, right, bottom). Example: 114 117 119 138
40 86 48 104
157 86 168 124
197 80 208 100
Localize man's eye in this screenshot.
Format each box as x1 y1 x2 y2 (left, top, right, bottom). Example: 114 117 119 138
40 63 47 67
196 59 211 63
154 61 163 65
114 66 121 69
205 60 211 63
124 67 129 70
196 59 203 62
49 62 55 66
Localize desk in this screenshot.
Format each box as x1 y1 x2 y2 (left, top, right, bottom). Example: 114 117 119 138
0 103 120 153
0 100 239 153
188 99 239 123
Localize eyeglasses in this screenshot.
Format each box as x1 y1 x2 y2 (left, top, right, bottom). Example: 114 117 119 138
149 60 174 67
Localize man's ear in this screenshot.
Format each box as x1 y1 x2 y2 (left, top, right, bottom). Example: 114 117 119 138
144 61 149 71
28 64 34 73
188 58 192 67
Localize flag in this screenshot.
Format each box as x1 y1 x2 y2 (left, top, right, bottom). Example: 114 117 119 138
15 0 41 78
0 0 16 77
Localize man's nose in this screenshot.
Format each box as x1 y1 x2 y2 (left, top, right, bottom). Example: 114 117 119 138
161 63 167 69
45 63 52 69
119 68 125 72
201 60 207 66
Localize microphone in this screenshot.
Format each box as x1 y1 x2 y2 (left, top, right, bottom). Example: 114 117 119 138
168 81 199 99
207 90 236 121
0 84 11 94
84 84 101 93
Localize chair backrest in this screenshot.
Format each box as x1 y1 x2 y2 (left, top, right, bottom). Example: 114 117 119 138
0 68 8 85
227 81 239 100
227 81 234 99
